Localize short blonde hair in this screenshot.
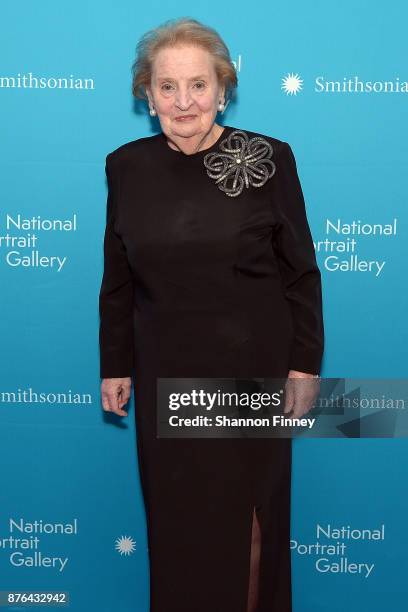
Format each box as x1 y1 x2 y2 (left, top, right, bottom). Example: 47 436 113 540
131 17 238 102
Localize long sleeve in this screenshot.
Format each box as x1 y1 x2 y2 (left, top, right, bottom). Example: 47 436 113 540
99 152 135 378
271 141 324 374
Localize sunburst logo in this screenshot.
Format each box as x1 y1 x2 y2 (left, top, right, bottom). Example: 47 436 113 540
281 73 304 95
115 535 136 555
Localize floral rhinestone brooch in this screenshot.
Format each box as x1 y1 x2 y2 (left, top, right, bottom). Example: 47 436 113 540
203 129 276 197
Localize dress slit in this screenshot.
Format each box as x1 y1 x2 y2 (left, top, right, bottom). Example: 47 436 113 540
252 451 293 612
246 506 262 612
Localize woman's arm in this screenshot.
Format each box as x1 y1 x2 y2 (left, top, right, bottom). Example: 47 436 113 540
271 141 325 376
99 152 135 379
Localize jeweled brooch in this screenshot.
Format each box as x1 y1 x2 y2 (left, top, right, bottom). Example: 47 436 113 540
203 129 276 197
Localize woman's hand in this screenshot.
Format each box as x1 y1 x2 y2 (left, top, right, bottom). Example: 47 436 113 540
101 377 132 417
283 370 320 418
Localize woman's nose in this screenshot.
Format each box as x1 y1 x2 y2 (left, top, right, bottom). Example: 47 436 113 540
175 87 193 110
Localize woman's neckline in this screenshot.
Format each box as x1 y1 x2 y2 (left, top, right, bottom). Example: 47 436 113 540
160 124 232 158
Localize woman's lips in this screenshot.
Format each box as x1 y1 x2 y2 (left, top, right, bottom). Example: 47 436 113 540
174 115 196 121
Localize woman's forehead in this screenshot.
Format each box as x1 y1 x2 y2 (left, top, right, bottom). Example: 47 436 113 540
152 45 214 75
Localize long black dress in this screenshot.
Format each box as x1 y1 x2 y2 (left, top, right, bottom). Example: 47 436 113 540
99 124 324 612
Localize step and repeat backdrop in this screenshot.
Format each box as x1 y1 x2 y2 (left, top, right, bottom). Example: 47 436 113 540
1 1 407 611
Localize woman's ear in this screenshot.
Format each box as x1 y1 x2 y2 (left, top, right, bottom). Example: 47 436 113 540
145 85 153 105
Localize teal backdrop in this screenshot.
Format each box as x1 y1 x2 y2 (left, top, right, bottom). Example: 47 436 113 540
1 1 407 610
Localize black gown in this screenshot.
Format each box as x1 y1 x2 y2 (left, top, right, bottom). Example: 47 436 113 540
99 124 324 612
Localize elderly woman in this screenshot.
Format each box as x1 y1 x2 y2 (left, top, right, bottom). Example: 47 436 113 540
99 17 324 612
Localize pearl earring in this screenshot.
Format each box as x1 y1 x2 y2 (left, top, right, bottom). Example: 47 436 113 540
149 106 156 117
218 101 225 112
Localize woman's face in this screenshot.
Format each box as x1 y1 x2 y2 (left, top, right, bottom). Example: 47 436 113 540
146 44 225 142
